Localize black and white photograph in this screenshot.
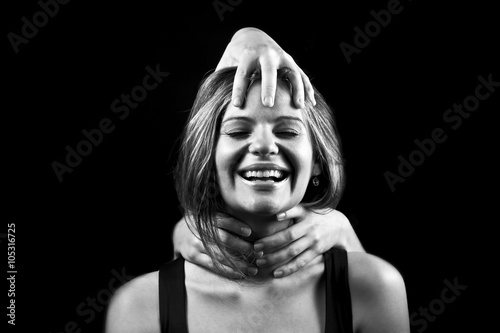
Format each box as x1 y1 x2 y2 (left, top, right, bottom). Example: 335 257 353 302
4 1 497 332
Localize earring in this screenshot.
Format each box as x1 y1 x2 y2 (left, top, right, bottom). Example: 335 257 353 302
312 176 319 186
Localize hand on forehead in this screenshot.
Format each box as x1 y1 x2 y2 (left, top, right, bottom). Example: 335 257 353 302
238 80 297 111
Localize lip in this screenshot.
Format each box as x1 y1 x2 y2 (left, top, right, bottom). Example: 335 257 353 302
238 174 289 190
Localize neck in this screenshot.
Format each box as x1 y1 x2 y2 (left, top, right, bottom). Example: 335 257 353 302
228 210 294 281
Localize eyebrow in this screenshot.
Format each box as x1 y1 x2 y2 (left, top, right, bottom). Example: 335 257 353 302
221 115 305 126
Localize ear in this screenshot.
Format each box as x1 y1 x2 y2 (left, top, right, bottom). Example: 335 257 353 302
312 162 321 176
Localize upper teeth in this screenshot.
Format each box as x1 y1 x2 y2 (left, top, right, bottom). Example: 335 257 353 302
242 170 284 179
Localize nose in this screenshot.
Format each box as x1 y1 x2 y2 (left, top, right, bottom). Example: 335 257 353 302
248 128 279 156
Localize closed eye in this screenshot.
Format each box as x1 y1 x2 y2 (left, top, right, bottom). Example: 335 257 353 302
275 130 300 138
224 131 251 138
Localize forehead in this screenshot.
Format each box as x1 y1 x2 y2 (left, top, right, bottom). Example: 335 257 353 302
223 82 303 121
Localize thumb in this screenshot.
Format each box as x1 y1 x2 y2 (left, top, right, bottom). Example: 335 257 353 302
276 205 307 222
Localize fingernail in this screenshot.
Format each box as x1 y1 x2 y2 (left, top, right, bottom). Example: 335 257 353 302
256 258 267 267
253 251 264 258
246 267 258 276
276 212 286 221
241 227 251 236
254 242 264 252
274 270 283 278
264 96 274 107
233 97 242 107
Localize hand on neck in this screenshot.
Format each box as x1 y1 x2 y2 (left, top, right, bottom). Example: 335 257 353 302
240 215 294 243
227 210 295 281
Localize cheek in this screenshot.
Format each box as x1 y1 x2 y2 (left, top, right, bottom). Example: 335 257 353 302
215 139 241 183
285 142 315 187
291 137 314 168
215 145 228 186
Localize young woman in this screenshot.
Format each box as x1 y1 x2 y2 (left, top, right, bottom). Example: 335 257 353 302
173 27 365 279
106 29 409 333
105 29 409 333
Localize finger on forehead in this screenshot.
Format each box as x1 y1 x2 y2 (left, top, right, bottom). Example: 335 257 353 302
283 66 305 109
299 67 316 106
259 54 279 107
231 52 256 107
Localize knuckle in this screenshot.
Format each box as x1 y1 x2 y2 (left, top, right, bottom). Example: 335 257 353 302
288 246 300 257
215 218 225 228
186 248 196 260
282 265 293 276
266 47 284 60
304 84 314 94
233 86 245 96
269 238 279 248
236 67 249 78
257 44 273 55
285 67 298 76
285 229 295 242
282 51 293 62
311 231 322 244
193 236 203 246
310 243 322 254
261 63 277 74
242 47 258 56
264 85 276 96
296 259 306 269
218 231 229 243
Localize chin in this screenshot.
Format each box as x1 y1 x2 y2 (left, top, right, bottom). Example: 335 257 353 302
228 197 283 218
244 196 300 217
248 202 281 216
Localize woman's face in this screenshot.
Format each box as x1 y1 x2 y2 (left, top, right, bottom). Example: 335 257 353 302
215 83 319 217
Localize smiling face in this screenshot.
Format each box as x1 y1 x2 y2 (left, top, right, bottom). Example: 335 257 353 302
215 82 320 218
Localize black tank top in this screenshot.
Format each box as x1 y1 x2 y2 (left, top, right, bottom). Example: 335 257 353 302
158 247 353 333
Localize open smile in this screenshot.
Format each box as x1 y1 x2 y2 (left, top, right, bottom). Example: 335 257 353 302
237 164 291 189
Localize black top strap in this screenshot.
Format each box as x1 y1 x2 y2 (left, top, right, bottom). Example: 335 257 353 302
324 247 354 333
159 257 188 333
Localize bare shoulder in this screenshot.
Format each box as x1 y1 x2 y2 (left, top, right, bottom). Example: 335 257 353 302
347 252 405 293
104 271 160 333
347 252 410 333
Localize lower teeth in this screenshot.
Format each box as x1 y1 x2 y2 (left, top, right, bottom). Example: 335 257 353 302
245 177 283 182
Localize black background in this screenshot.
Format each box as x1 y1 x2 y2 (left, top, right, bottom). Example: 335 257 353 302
3 0 497 332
